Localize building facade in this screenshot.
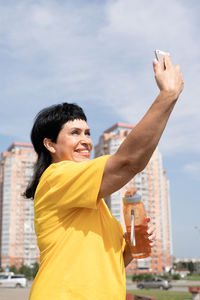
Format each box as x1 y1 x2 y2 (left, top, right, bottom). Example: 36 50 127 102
0 142 39 269
95 123 173 274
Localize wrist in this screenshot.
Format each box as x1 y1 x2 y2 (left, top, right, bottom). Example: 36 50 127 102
159 90 179 103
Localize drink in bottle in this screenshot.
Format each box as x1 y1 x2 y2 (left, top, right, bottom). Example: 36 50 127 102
123 190 151 259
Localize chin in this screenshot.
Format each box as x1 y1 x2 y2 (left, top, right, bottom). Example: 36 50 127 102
74 156 91 162
80 157 90 162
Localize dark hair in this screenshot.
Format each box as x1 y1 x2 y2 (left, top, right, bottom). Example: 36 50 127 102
24 102 87 199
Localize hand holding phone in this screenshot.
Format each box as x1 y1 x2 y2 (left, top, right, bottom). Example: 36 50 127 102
154 49 168 70
154 50 167 64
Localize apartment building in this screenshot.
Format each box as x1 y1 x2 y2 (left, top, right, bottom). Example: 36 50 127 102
0 142 39 269
95 123 173 274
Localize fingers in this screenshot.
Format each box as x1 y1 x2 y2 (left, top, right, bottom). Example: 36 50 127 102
148 231 156 243
147 230 156 247
153 59 159 74
123 232 127 239
153 54 172 73
153 52 184 97
146 222 156 247
145 217 151 223
147 225 154 236
123 232 129 243
164 54 172 69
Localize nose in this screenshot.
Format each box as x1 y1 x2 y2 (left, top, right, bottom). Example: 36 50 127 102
79 134 93 149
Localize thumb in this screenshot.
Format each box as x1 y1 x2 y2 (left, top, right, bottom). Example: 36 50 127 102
123 232 129 242
153 58 161 74
145 217 151 223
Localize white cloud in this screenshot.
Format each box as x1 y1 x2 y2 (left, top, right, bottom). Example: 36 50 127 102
183 162 200 180
0 0 200 156
99 0 200 155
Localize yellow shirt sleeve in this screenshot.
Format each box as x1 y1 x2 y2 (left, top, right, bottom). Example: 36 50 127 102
35 155 110 211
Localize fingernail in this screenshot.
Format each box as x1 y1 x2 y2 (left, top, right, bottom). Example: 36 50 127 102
147 229 151 234
153 59 158 64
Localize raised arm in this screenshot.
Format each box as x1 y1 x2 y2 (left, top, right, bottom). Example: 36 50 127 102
98 54 184 199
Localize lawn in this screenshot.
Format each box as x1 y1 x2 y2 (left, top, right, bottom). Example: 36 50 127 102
186 274 200 281
127 289 192 300
126 274 200 281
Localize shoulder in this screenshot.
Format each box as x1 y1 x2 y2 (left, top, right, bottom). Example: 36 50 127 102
41 155 111 182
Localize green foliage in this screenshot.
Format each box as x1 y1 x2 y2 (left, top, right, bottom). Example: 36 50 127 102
131 271 200 282
127 289 192 300
19 264 32 280
4 262 40 280
132 273 154 282
143 273 154 281
185 274 200 281
32 262 39 278
172 273 181 280
188 261 195 273
131 273 183 282
9 265 18 274
132 274 144 281
173 260 199 274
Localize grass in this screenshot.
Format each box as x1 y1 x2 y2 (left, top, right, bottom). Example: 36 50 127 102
126 274 133 280
126 274 200 281
127 289 192 300
185 275 200 281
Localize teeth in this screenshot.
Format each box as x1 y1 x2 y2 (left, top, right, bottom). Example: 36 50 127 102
77 150 89 153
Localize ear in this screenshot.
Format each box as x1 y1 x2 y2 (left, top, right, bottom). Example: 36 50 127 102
43 138 56 154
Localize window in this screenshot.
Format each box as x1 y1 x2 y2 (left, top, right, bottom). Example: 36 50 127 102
0 275 8 279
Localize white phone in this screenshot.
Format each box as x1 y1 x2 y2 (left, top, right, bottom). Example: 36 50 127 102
155 49 167 64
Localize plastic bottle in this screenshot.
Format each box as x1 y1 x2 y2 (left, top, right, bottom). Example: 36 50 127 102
123 190 151 259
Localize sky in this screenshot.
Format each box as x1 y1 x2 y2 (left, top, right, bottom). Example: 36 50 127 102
0 0 200 258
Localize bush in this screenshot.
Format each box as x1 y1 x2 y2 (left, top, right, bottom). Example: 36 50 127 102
9 265 18 274
132 273 154 282
160 274 171 280
19 264 32 280
172 274 181 280
32 262 39 278
143 274 154 281
132 274 143 282
3 263 40 280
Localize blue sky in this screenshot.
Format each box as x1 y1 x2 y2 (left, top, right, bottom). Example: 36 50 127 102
0 0 200 258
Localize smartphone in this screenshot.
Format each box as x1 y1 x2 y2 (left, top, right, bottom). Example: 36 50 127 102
154 49 167 64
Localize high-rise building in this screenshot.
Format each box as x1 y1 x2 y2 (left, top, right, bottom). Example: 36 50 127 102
95 123 173 274
0 142 39 269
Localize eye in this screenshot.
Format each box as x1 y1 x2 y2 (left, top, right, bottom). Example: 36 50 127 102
71 130 79 135
85 130 91 136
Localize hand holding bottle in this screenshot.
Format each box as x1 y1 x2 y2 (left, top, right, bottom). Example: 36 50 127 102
123 190 154 259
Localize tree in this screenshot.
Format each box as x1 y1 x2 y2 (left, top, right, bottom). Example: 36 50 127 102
32 262 39 278
172 274 181 280
188 261 195 273
19 264 32 280
9 265 18 274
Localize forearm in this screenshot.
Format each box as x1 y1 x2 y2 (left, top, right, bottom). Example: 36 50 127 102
98 55 183 199
116 90 177 173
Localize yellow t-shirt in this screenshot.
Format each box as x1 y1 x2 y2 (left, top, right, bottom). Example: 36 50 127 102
29 155 126 300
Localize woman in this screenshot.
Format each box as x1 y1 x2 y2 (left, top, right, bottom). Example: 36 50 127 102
25 55 183 299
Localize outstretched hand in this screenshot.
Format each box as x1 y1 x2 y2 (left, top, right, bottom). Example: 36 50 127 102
153 54 184 100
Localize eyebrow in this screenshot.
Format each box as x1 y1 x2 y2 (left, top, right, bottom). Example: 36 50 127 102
70 127 90 131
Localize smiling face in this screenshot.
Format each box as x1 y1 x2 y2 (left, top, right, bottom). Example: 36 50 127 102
45 119 93 163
